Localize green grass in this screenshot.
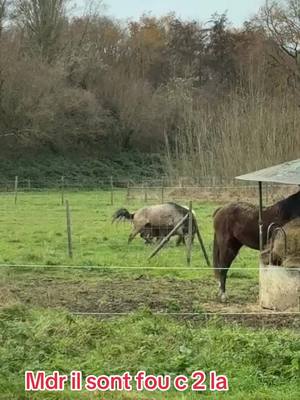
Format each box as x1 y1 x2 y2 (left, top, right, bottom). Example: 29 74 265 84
0 190 259 310
0 190 299 399
0 189 256 270
0 307 299 399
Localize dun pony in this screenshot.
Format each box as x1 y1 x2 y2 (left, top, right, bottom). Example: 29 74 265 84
112 202 196 245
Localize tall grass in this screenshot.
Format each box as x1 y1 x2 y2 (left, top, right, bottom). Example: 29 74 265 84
165 84 300 178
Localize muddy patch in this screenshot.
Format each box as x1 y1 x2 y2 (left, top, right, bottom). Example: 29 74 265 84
1 276 299 328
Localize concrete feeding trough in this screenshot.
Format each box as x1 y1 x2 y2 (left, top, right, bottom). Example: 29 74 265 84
236 159 300 312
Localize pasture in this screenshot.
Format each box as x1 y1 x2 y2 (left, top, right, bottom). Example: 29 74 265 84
0 190 299 399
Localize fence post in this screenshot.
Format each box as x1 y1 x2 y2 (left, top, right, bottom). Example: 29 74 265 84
144 182 148 203
66 200 73 258
195 220 211 267
110 176 114 205
149 214 189 259
14 176 18 205
186 201 193 266
126 181 130 203
27 178 31 191
161 178 164 203
61 176 65 206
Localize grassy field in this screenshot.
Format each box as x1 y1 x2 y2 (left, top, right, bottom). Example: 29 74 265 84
0 190 299 399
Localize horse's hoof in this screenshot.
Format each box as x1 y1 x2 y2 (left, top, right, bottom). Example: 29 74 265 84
220 293 227 303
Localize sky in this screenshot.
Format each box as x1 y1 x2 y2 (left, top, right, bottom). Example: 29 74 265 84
79 0 265 26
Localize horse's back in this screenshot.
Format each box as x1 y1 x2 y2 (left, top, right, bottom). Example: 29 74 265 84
134 203 184 227
213 202 259 249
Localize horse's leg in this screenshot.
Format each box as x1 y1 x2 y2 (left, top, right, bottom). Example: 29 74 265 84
144 236 153 245
176 235 183 246
179 234 194 246
217 240 242 302
156 233 164 243
176 234 187 246
128 227 142 244
144 229 154 245
219 268 229 301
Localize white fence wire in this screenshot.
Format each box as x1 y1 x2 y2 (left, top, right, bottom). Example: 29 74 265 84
0 177 299 319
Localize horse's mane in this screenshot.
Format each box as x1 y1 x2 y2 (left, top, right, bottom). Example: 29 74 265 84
270 190 300 219
166 202 189 216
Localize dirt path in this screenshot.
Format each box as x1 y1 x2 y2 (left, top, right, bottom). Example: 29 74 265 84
1 276 299 328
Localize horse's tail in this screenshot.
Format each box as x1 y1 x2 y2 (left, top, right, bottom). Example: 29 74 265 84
112 208 134 223
212 207 222 217
212 207 222 278
213 232 220 279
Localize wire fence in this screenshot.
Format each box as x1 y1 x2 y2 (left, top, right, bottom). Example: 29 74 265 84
0 175 298 263
0 176 299 319
1 175 246 191
0 174 298 206
0 174 293 187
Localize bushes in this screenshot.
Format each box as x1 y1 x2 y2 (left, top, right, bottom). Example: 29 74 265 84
0 152 163 185
1 2 300 180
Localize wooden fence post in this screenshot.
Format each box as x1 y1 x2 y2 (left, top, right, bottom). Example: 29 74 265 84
27 178 31 191
14 176 18 205
186 201 193 265
66 200 73 258
126 181 130 203
144 182 148 203
61 176 65 206
194 220 211 267
149 214 189 259
110 176 114 205
161 178 164 203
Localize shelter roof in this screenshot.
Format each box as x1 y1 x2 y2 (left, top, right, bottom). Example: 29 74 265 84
236 159 300 185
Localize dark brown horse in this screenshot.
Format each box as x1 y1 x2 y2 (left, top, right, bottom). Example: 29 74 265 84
213 190 300 301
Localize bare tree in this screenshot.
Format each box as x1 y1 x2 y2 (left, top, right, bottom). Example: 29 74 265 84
13 0 67 60
263 1 300 58
258 0 300 86
0 0 9 37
